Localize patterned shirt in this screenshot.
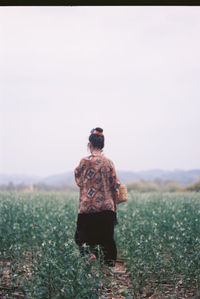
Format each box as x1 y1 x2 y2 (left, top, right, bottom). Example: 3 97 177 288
74 152 120 214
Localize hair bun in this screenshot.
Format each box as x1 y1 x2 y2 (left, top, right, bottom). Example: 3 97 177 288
89 127 104 149
95 127 103 133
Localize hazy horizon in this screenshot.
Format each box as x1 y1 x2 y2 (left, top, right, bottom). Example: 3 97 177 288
1 167 200 179
1 7 200 176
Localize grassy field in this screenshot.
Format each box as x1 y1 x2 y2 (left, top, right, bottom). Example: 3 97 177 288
0 191 200 298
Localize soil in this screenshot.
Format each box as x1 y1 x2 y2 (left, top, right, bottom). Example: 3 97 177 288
98 259 133 299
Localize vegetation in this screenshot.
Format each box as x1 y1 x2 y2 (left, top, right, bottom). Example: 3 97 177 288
183 179 200 192
116 191 200 297
0 191 200 298
127 179 200 193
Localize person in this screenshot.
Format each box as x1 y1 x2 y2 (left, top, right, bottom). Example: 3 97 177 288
74 127 121 266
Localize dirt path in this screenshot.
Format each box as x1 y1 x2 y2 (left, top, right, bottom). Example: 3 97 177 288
97 259 198 299
98 259 134 299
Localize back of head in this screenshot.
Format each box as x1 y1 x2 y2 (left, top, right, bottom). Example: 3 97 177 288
89 127 104 149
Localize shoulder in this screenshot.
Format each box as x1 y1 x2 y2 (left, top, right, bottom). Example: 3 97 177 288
81 155 93 162
102 155 115 168
75 157 88 169
77 155 93 167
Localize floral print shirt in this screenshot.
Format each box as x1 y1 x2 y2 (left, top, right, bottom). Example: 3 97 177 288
74 152 120 214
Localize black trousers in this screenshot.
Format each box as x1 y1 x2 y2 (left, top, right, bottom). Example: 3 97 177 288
75 210 117 266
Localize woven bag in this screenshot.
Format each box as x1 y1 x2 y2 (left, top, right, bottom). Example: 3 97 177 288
117 184 128 204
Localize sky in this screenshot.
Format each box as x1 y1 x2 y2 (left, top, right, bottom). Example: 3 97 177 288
0 7 200 177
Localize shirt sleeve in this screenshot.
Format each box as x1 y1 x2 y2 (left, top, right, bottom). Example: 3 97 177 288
74 159 86 188
109 160 121 200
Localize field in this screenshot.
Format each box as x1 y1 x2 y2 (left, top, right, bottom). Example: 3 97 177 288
0 191 200 298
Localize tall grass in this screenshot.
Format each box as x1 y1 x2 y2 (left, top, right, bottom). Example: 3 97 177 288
0 191 200 297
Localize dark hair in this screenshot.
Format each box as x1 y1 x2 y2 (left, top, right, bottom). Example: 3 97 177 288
89 127 104 149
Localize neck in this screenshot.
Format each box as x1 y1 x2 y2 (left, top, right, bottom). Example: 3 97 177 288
91 148 102 155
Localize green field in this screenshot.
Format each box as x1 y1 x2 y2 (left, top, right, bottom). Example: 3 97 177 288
0 191 200 298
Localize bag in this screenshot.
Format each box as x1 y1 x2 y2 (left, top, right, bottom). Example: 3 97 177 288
117 184 128 204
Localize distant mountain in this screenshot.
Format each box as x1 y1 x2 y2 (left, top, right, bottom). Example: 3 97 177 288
1 169 200 187
41 172 74 187
118 169 200 185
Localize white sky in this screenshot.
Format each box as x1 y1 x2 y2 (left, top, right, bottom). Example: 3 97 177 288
0 7 200 176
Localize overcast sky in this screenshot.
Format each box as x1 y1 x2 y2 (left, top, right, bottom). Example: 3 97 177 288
0 7 200 177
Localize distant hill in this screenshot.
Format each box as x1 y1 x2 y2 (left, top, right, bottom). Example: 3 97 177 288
1 169 200 187
42 172 74 187
121 169 200 185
